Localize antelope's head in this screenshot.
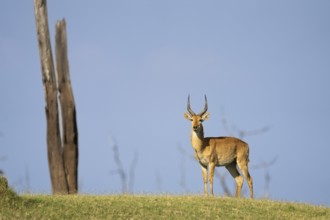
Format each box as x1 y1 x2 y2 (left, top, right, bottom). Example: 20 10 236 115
184 95 210 132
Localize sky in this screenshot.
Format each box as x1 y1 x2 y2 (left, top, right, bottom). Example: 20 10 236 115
1 0 330 206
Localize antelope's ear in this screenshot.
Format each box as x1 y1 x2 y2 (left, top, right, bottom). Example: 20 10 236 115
184 112 192 121
201 112 210 121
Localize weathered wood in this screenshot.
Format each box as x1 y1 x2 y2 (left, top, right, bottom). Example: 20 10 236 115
55 19 79 194
34 0 68 194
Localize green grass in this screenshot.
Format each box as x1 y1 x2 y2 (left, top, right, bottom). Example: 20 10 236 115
1 179 330 219
1 194 330 219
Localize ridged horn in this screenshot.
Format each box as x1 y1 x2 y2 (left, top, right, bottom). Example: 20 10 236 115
187 95 196 116
198 95 208 116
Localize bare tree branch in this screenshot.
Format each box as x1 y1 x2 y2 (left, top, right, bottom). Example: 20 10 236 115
233 125 271 140
109 137 138 194
252 156 278 199
219 106 234 136
109 137 127 193
177 145 195 161
220 106 271 139
214 170 232 196
177 144 189 193
128 151 138 193
252 156 278 170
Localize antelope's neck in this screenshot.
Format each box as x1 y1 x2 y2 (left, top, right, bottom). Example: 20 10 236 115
191 126 204 152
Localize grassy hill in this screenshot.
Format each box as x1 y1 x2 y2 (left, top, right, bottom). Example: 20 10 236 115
1 178 329 219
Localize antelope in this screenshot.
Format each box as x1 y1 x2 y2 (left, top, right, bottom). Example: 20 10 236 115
184 95 253 198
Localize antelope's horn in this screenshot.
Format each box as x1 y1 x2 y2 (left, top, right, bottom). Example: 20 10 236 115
187 95 196 116
198 95 208 116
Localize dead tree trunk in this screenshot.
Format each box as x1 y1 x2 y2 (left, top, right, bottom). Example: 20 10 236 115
34 0 78 195
55 19 79 194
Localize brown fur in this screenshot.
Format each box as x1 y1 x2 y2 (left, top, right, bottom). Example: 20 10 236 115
184 98 253 198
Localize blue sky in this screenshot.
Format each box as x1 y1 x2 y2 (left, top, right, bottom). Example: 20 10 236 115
1 1 330 206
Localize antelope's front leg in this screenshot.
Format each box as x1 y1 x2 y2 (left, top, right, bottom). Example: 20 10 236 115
201 165 208 196
208 163 215 196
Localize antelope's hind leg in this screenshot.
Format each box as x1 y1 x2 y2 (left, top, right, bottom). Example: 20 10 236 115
225 163 243 198
237 160 254 198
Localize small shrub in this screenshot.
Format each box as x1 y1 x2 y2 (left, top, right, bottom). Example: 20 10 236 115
0 176 20 207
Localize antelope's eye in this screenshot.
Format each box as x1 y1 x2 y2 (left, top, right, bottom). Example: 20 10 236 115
199 119 203 122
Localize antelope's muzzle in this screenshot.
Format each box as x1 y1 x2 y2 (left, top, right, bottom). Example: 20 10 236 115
193 125 199 131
